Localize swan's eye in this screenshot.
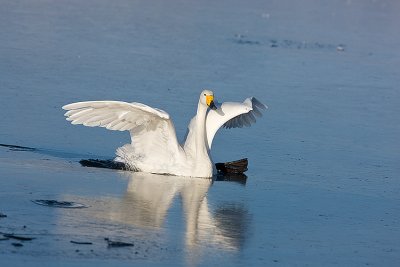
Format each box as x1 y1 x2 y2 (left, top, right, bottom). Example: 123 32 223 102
204 93 206 96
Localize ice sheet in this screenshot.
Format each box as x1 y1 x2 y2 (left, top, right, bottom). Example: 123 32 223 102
1 0 399 266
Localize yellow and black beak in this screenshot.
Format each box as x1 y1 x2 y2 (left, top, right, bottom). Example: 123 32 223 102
206 95 217 110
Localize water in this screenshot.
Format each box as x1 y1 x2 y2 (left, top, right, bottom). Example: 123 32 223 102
1 0 399 266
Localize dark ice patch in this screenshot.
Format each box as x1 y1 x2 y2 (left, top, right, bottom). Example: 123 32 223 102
0 236 10 241
269 39 339 51
231 34 346 52
0 143 104 159
269 39 344 51
105 238 134 248
70 240 93 245
2 233 35 241
232 34 261 45
0 143 36 152
32 199 88 209
235 39 261 45
80 159 128 170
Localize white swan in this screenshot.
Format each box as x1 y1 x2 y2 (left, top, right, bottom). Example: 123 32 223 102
62 89 266 177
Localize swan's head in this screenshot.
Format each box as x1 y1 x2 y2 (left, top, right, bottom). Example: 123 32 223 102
200 89 217 110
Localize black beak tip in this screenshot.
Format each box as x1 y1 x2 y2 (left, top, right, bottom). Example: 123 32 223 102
209 100 217 110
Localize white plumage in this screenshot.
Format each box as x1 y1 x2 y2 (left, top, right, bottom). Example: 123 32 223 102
63 90 267 177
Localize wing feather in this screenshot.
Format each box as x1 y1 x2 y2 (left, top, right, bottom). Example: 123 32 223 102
205 97 267 149
63 101 170 132
63 100 182 171
222 97 267 129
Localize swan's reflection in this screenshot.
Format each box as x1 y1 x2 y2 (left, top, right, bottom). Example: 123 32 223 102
108 172 193 228
55 172 250 264
105 172 249 252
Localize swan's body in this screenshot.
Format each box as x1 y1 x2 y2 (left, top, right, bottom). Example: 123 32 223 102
63 90 266 177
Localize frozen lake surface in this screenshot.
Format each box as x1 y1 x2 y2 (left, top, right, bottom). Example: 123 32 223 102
1 0 399 266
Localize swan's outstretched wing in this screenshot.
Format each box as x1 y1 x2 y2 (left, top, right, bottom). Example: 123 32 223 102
205 97 267 149
63 101 183 170
63 101 169 131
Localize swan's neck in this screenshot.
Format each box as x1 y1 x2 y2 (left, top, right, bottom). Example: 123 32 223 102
195 102 209 157
181 101 212 177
